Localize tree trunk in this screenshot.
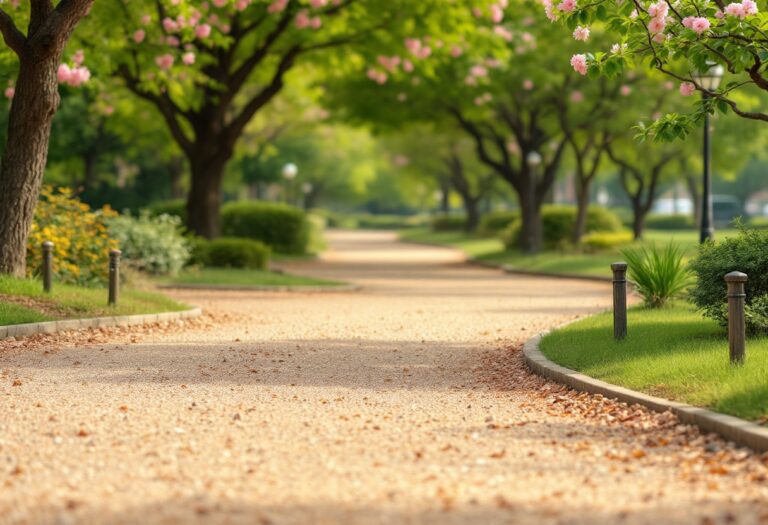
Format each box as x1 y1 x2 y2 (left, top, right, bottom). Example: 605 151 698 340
518 197 543 253
186 155 229 239
168 156 185 199
686 174 702 227
0 55 62 276
631 202 646 240
572 186 590 245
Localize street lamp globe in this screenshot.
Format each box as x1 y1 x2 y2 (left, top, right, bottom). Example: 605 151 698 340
282 163 298 180
526 151 543 168
692 62 724 91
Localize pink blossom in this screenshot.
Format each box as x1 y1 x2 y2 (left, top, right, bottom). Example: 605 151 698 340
490 4 504 23
57 64 71 83
310 16 322 29
162 17 178 32
195 24 212 38
572 26 589 41
295 10 310 28
620 85 632 96
450 45 463 57
155 54 175 70
140 14 151 25
133 29 146 43
648 16 666 33
523 79 534 90
680 82 696 96
4 86 14 99
402 60 414 73
311 0 328 7
557 0 576 13
570 53 587 75
268 0 288 13
690 17 711 34
182 52 196 65
570 90 584 103
493 26 513 41
647 1 669 18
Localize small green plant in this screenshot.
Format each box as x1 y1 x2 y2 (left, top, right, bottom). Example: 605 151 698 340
689 227 768 334
620 243 691 308
107 212 190 276
194 237 270 269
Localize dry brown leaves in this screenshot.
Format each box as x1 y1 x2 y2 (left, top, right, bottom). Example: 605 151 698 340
477 341 768 485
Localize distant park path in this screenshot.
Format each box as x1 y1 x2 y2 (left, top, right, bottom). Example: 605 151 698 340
2 230 766 524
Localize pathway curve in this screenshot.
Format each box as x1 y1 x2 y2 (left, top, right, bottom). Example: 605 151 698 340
1 230 767 525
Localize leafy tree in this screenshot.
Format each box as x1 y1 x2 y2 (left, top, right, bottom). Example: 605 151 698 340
85 0 461 238
0 0 93 276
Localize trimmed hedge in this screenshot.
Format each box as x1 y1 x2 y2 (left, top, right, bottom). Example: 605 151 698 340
501 205 623 250
581 230 634 252
431 214 467 232
479 211 520 234
193 237 270 269
645 214 694 230
221 201 309 254
147 199 187 223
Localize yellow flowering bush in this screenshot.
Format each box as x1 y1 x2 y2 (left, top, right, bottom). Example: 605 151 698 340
27 186 119 286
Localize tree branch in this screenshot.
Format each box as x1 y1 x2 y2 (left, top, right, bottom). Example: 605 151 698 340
0 8 26 55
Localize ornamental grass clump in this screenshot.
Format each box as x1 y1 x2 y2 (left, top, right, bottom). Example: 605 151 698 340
620 243 691 308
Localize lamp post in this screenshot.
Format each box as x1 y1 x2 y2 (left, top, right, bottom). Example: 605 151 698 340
301 182 313 210
692 62 724 244
282 163 298 205
525 151 543 254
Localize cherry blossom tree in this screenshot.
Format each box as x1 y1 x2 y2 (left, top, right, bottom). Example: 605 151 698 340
548 0 768 139
85 0 450 238
0 0 93 276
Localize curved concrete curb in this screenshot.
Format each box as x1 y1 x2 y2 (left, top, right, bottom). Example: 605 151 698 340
159 284 361 293
468 257 612 283
523 331 768 453
0 307 202 341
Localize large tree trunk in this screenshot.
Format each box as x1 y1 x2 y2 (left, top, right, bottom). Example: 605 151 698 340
0 55 62 276
572 186 590 245
186 154 230 239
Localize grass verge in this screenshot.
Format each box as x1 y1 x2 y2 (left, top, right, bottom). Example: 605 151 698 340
539 303 768 421
0 275 188 326
162 267 345 288
399 228 738 279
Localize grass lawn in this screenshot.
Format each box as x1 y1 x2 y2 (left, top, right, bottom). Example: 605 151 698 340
539 303 768 421
0 275 188 326
400 228 739 279
162 267 345 288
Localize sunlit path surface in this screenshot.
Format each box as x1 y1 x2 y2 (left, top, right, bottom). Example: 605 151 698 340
1 231 766 524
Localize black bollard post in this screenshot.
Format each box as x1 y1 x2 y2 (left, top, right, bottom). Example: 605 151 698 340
611 262 628 340
42 241 54 293
108 249 121 306
725 271 747 365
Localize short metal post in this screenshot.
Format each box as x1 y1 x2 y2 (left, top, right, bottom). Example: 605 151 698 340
611 262 628 340
725 271 747 365
108 249 121 306
42 241 54 293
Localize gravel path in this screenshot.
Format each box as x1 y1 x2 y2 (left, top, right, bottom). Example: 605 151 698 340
1 230 767 525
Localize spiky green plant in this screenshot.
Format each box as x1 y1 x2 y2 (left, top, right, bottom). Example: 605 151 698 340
620 243 692 308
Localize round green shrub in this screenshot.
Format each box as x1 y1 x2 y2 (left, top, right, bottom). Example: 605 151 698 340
501 205 622 250
479 211 520 234
107 212 190 276
582 230 634 252
431 214 467 232
689 228 768 334
196 237 271 269
645 214 694 230
221 201 309 254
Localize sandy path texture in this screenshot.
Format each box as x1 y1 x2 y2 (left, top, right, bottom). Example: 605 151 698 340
1 230 767 525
